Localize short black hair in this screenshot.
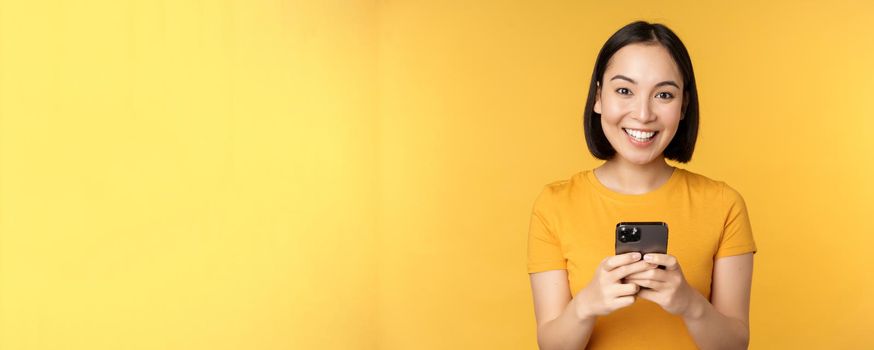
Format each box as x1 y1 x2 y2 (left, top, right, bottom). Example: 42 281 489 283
583 21 699 163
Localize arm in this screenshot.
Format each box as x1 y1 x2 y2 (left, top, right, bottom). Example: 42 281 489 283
529 254 653 350
529 269 595 350
682 253 754 350
626 252 754 349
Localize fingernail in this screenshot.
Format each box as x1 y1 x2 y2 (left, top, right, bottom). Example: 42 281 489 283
631 253 641 260
644 255 653 261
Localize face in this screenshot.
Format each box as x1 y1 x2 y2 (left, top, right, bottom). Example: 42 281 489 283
593 43 688 165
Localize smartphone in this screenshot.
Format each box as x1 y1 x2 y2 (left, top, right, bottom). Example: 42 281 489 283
615 222 669 269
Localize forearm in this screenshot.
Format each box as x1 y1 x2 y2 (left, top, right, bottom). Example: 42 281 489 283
682 292 749 350
537 297 597 350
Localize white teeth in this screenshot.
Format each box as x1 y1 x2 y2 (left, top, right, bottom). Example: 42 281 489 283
624 128 656 139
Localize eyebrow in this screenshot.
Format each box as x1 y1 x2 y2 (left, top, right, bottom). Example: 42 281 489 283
610 74 680 89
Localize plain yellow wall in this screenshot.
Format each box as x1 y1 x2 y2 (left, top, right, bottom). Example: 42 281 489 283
1 1 873 349
0 1 378 349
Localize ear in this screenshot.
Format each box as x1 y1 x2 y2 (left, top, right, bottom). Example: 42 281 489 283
593 82 602 114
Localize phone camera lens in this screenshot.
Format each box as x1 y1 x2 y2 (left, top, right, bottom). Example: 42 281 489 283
618 225 642 243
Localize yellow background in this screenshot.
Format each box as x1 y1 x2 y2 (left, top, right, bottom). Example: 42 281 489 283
1 0 871 349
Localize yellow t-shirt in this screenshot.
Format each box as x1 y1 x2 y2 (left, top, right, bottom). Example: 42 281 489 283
527 167 757 349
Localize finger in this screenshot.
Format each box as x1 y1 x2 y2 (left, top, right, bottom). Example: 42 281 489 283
609 283 640 297
603 252 641 271
612 261 659 281
625 267 668 282
636 289 659 303
626 265 676 282
611 295 635 309
625 278 665 291
643 253 680 271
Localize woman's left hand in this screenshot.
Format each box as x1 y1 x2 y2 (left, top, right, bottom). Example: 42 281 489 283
623 253 699 317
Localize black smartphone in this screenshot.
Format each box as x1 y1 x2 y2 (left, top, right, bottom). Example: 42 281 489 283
615 222 669 269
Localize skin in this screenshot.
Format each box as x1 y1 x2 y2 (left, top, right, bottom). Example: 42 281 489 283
530 43 754 350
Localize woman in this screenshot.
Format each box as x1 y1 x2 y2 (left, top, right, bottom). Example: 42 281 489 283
527 21 756 349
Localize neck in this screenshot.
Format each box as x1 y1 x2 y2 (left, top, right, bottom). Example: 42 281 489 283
594 156 675 195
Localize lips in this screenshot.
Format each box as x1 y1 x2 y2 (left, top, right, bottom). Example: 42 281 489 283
623 128 658 141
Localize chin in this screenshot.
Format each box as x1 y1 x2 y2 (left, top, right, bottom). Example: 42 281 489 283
616 150 663 165
625 157 655 165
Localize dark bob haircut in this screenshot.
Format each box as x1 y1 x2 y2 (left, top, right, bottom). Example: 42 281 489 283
583 21 699 163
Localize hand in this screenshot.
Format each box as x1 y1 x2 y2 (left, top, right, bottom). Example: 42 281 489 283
623 253 699 316
573 252 658 319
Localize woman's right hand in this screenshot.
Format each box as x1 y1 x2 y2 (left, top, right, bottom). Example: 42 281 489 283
572 252 656 320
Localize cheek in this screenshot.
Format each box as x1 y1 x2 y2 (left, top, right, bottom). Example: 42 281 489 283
654 102 682 118
599 100 627 123
654 104 684 129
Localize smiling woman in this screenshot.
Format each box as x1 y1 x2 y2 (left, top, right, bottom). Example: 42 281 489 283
527 21 756 350
593 43 688 167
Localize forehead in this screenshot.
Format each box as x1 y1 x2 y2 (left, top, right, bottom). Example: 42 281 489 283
604 43 683 84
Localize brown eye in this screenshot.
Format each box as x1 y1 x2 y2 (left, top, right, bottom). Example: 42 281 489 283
616 88 631 95
656 92 674 99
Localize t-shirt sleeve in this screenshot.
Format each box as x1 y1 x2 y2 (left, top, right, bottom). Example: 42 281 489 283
526 185 567 273
715 182 758 258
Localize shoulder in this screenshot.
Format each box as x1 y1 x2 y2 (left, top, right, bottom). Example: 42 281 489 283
679 167 723 190
679 168 747 206
540 170 589 197
532 171 584 209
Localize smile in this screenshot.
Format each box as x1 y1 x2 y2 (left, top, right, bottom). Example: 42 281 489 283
622 128 659 146
623 128 658 144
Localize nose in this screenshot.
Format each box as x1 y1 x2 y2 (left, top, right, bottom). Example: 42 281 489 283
632 98 657 123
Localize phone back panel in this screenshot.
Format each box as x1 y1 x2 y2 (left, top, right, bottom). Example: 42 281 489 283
615 222 669 255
